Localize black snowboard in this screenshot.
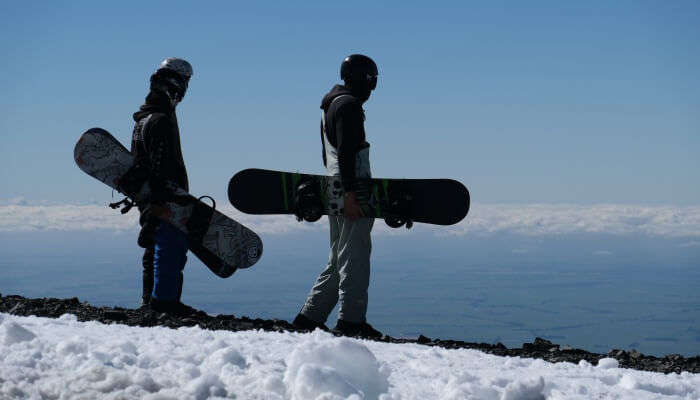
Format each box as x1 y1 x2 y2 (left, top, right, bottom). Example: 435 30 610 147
74 128 263 278
228 168 469 228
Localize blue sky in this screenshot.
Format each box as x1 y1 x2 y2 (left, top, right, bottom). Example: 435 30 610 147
1 1 698 205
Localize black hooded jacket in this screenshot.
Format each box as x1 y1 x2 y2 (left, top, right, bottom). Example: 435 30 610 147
131 90 189 204
320 85 370 192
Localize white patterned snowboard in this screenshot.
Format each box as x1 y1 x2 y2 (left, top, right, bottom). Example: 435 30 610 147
74 128 262 278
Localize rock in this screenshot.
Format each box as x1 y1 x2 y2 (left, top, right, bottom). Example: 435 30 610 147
417 335 431 344
524 337 558 352
103 311 127 321
8 303 22 314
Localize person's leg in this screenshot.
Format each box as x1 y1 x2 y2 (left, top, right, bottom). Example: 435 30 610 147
151 222 188 302
141 246 155 305
176 252 186 301
337 217 374 323
298 216 342 324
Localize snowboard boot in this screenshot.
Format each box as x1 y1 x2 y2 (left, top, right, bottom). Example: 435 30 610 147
332 319 383 338
149 298 207 318
292 313 329 332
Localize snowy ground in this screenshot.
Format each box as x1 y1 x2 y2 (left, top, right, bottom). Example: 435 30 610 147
1 313 698 400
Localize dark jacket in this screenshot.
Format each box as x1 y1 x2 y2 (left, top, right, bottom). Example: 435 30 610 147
320 85 370 192
131 90 189 204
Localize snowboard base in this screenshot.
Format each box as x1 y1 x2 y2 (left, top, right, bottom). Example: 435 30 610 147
228 168 469 227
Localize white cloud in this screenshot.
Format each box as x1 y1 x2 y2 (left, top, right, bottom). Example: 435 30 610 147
2 197 28 206
0 203 320 235
1 202 699 238
0 204 140 232
677 241 700 248
448 203 700 238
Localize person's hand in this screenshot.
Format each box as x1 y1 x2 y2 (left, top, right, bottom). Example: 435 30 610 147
343 192 364 220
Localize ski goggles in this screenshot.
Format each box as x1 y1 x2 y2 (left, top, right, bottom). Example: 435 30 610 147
367 74 378 90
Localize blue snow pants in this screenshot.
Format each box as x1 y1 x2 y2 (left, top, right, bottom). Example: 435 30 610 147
151 222 188 302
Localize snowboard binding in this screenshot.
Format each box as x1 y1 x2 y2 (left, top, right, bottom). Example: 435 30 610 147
382 185 413 229
109 197 135 214
384 215 413 229
294 180 323 222
186 196 215 243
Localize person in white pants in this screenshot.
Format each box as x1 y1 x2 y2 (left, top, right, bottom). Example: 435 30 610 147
294 54 382 338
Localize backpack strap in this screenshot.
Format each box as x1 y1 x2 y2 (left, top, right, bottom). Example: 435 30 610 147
320 95 352 166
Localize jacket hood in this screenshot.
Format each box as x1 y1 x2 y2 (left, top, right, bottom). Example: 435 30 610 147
320 85 355 111
133 89 173 122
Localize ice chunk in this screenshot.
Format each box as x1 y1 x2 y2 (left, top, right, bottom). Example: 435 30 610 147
57 338 88 355
596 358 619 370
58 313 78 322
292 363 362 399
203 346 247 371
184 373 227 400
2 321 36 345
501 376 545 400
284 331 389 399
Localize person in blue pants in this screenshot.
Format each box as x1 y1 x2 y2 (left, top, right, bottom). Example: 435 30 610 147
131 58 199 316
152 222 187 302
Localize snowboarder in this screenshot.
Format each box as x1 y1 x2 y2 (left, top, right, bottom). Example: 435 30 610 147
293 54 383 338
131 57 197 315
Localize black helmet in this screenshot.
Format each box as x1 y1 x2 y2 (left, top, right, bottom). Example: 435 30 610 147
157 57 193 80
340 54 378 90
151 57 193 104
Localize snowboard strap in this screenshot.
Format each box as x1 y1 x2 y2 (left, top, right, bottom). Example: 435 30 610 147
186 195 215 244
109 197 135 214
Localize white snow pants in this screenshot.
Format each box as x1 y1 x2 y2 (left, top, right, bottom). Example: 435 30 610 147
300 215 374 323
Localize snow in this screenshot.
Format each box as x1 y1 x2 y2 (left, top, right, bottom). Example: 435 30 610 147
1 313 698 399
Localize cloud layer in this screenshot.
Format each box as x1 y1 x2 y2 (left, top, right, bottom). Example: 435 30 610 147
1 202 699 238
452 204 700 238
